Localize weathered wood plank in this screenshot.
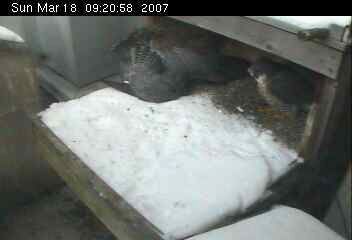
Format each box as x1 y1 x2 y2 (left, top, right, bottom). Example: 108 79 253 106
33 117 164 240
246 16 348 50
301 48 351 164
0 41 62 215
0 41 38 117
169 16 344 79
0 110 61 214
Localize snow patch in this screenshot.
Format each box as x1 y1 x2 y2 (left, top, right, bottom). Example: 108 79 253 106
40 88 299 239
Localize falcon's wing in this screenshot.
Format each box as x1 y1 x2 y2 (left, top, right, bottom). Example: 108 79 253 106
269 71 314 105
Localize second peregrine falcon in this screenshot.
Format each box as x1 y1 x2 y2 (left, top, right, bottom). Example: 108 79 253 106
248 58 314 115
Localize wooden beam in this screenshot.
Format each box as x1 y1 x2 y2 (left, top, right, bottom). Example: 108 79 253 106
0 41 38 117
246 16 347 50
32 117 165 240
302 47 351 164
169 16 345 79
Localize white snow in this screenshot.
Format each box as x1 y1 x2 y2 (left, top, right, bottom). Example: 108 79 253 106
188 206 345 240
40 88 299 239
0 26 24 43
268 16 351 29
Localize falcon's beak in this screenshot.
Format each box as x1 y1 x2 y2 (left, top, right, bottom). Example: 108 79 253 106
248 68 261 81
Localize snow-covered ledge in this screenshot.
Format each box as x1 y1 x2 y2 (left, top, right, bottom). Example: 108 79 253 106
40 88 300 239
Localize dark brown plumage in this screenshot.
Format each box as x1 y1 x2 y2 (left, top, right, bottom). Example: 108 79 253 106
106 19 250 103
248 58 315 114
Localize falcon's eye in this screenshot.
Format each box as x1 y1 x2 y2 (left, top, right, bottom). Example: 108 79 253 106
248 69 261 80
248 68 257 78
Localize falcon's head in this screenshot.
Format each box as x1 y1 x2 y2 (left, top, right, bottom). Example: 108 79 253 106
248 59 280 84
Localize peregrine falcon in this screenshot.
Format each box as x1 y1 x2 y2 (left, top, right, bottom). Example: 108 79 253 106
248 58 314 115
107 24 250 103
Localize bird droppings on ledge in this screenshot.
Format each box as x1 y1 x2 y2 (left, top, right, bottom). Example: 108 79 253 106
193 77 307 150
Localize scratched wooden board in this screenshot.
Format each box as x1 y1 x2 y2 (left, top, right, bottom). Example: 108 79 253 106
0 41 38 117
169 16 345 79
246 16 348 50
301 49 351 164
0 40 61 215
32 116 165 240
0 110 61 215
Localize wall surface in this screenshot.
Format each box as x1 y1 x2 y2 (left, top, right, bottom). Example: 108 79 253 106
0 41 61 216
21 16 148 87
0 16 24 38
